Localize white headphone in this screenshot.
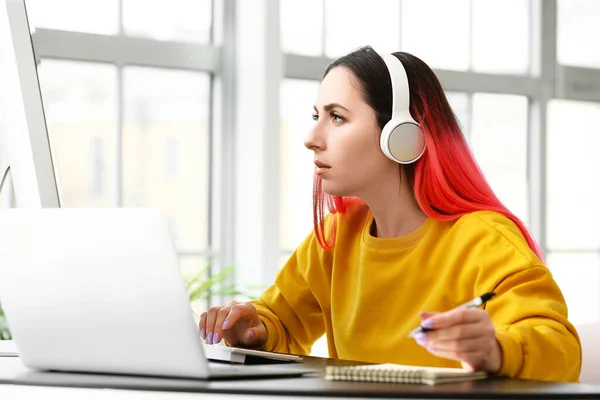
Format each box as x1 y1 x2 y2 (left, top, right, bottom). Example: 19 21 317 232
379 54 426 164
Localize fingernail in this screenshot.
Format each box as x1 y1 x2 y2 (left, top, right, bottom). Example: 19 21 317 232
201 328 206 340
414 332 428 346
427 346 437 354
246 330 255 340
422 319 434 328
214 333 220 343
207 332 213 345
222 320 230 330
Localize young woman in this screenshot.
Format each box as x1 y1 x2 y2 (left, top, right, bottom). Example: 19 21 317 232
199 46 581 382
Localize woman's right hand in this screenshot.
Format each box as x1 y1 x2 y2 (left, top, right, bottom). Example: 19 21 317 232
199 301 267 348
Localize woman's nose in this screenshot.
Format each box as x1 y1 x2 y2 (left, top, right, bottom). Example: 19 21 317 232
304 125 324 151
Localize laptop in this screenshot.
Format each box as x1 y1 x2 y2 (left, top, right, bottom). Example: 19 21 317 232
0 208 318 379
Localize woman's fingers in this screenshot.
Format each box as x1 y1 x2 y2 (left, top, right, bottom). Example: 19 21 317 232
212 306 234 344
198 302 266 348
415 307 502 373
421 308 484 330
204 305 229 344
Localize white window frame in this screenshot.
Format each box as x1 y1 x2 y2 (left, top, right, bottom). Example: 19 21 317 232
29 0 232 303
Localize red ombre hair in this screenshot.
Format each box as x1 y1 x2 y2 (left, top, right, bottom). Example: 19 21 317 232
313 46 544 261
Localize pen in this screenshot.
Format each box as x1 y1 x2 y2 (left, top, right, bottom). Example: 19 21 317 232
407 292 496 339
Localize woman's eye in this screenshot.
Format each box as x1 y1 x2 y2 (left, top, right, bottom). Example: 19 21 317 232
331 113 344 122
311 113 318 121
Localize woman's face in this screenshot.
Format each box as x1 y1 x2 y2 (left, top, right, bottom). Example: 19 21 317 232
305 66 398 197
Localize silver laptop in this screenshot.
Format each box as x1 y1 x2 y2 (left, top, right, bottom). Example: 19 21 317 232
0 208 317 379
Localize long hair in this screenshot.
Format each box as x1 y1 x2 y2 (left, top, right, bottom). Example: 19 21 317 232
313 46 544 261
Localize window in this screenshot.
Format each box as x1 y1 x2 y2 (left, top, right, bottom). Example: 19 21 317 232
26 0 119 35
471 0 529 74
547 100 600 250
558 0 600 68
471 94 529 224
122 67 211 253
280 79 318 254
401 0 470 71
547 99 600 324
38 60 117 208
280 0 323 56
123 0 212 43
15 0 218 314
324 0 400 58
281 0 401 58
281 0 530 75
547 253 600 324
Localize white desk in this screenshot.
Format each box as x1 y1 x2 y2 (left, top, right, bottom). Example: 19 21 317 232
2 355 600 400
0 386 346 400
0 385 250 400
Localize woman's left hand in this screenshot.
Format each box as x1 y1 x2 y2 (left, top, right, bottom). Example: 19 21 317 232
414 308 502 373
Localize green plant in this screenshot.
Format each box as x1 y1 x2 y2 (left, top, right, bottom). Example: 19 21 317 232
185 264 258 302
0 304 11 340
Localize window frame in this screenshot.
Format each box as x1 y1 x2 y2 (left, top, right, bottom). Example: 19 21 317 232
28 0 229 305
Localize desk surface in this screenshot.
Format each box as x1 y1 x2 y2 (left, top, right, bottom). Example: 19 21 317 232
1 356 600 400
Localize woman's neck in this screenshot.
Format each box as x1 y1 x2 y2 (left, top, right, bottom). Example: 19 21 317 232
362 180 427 239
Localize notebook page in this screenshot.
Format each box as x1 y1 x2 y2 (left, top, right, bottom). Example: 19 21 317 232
357 363 486 377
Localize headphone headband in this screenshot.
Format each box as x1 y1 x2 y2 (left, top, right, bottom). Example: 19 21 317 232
381 54 411 117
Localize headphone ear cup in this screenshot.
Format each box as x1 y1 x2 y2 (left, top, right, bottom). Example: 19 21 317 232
379 121 396 161
380 119 425 164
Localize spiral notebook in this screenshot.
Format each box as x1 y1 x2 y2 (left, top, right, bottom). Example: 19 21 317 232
325 363 488 386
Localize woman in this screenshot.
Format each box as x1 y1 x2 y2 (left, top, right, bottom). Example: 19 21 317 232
199 46 581 382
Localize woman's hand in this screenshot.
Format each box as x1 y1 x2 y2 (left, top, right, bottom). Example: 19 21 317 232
199 301 267 348
414 308 502 373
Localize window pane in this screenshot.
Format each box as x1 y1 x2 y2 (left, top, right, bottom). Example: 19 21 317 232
547 252 600 324
471 94 528 223
445 92 470 138
123 0 212 43
471 0 529 74
547 100 600 250
38 60 117 207
311 334 328 357
325 0 400 58
280 79 318 251
558 0 600 68
123 67 210 252
401 0 469 70
26 0 119 35
281 0 323 56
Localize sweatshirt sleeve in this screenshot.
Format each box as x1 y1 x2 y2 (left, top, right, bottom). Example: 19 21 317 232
488 266 581 382
467 214 582 382
250 232 327 355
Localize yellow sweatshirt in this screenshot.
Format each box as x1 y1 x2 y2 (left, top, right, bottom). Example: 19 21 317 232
252 201 581 382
